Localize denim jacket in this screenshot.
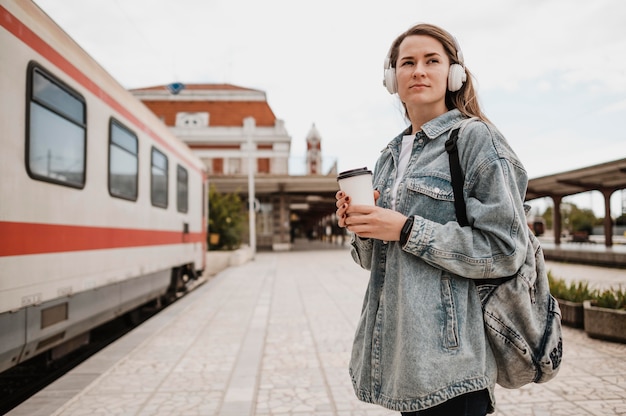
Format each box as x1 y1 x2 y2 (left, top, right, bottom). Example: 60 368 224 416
349 109 529 413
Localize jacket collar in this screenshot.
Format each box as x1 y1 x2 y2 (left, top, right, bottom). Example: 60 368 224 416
384 109 466 153
421 109 465 140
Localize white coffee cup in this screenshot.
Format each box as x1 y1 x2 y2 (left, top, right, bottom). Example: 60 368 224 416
337 167 375 206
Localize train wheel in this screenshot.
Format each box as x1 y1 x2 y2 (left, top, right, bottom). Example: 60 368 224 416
125 308 142 326
165 265 191 303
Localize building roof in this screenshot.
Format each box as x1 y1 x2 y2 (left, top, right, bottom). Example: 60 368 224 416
140 100 277 127
131 83 277 127
131 83 262 93
526 158 626 200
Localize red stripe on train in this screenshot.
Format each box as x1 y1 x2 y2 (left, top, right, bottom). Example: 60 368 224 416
0 221 205 257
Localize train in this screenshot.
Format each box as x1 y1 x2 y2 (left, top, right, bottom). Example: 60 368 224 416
0 0 207 373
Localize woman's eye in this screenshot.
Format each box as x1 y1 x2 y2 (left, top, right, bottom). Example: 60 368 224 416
401 61 414 67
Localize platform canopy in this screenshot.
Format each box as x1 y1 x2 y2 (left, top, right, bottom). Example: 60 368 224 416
526 158 626 201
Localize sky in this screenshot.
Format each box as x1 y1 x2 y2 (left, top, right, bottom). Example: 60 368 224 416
32 0 626 218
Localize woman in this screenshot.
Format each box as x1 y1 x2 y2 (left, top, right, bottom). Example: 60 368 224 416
335 23 529 415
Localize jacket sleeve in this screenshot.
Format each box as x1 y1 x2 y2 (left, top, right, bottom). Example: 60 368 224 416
350 235 374 270
402 121 529 279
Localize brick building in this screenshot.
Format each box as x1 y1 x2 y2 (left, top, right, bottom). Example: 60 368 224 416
131 83 339 250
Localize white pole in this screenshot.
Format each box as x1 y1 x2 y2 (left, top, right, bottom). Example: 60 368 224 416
247 132 256 257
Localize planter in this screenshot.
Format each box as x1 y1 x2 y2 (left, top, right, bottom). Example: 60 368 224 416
557 298 584 328
583 300 626 343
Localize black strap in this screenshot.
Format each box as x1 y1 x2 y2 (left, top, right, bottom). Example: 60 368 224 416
445 128 469 227
474 276 515 286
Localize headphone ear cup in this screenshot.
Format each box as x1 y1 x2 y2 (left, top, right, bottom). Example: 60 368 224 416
384 67 397 94
448 63 467 92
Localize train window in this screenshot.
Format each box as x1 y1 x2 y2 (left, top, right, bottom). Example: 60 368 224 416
109 119 138 200
151 147 168 208
177 165 189 213
27 65 86 188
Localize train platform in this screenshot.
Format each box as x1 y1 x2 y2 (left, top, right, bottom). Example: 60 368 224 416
522 227 626 269
540 237 626 269
8 241 626 416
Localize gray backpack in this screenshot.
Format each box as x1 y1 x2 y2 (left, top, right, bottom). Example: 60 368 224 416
446 123 563 388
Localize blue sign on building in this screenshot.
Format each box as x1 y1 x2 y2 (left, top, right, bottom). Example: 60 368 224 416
167 82 185 95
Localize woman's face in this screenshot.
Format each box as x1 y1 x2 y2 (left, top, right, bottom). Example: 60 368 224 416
395 35 450 115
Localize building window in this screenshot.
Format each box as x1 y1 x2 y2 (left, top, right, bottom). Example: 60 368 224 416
109 119 138 200
175 112 209 127
213 158 223 174
177 165 188 213
151 147 168 208
27 64 86 188
258 158 270 174
226 158 242 175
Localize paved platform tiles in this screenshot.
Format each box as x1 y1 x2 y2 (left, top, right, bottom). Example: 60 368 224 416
9 247 626 416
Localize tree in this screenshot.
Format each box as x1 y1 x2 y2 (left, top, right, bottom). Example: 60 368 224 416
569 206 596 234
208 185 244 250
542 206 554 230
540 202 596 234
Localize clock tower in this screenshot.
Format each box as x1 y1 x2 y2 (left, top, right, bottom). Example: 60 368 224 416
306 124 322 175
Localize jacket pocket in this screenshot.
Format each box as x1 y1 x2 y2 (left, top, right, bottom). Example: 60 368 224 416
440 275 460 349
404 176 455 224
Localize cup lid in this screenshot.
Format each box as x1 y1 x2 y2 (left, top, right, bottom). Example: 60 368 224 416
337 167 372 181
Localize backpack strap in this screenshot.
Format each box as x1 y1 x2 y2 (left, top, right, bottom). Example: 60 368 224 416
445 127 469 227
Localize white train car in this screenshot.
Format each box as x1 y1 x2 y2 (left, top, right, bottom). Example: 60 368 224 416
0 0 207 372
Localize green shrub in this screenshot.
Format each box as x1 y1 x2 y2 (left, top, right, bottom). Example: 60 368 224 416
548 271 595 303
208 185 244 250
593 287 626 310
548 271 626 310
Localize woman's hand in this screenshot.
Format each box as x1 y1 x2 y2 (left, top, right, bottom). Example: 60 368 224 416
335 190 406 241
336 190 380 227
335 190 351 228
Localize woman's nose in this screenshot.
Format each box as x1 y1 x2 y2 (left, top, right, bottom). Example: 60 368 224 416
412 62 426 77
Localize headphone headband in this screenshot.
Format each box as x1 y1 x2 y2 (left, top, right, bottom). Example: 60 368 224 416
450 35 464 65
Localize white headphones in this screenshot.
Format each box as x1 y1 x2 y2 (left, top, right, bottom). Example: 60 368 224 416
383 35 467 94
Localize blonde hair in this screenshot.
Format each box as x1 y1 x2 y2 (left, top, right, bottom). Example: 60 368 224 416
387 23 489 123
